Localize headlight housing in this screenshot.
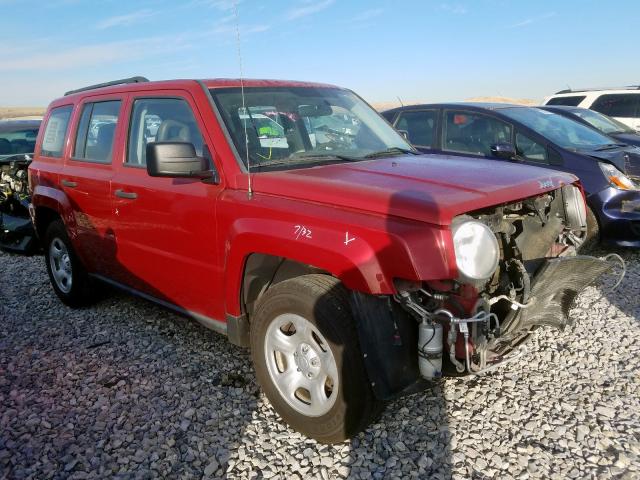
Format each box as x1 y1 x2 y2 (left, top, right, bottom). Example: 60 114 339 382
452 220 500 281
599 162 638 190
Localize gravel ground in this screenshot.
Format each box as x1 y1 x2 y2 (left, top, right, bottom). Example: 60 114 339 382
0 249 638 479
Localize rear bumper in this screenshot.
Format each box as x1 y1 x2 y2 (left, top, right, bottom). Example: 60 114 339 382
589 187 640 247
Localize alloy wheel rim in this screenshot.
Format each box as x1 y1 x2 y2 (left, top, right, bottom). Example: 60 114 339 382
264 313 339 417
49 238 72 294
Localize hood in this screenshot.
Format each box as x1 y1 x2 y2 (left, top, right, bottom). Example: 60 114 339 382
247 155 577 225
582 145 640 178
611 132 640 148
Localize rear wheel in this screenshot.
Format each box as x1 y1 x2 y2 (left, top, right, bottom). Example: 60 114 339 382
250 274 382 444
44 220 95 307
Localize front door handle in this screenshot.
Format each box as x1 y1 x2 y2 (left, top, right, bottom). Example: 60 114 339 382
115 189 138 200
61 179 77 188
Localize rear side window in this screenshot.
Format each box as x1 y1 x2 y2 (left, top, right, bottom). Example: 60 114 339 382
546 96 586 106
40 106 73 157
591 94 640 118
127 98 204 167
443 111 512 156
395 110 437 147
73 100 121 163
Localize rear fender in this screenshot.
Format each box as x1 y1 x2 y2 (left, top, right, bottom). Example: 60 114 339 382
32 185 78 240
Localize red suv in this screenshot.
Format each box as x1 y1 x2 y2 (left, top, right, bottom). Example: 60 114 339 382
29 77 609 443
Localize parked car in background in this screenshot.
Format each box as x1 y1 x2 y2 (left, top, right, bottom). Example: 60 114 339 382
382 103 640 247
542 86 640 132
540 105 640 148
0 118 40 252
0 118 40 160
29 77 609 443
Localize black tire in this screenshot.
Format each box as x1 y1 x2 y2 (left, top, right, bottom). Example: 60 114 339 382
43 219 95 307
580 205 600 253
250 274 382 444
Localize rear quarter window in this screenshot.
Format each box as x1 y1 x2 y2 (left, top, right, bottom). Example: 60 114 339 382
40 106 73 157
546 96 586 107
591 94 640 118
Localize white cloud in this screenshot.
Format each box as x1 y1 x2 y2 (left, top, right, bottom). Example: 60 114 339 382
440 3 468 15
353 8 384 22
285 0 335 21
0 36 189 72
192 0 241 11
96 9 156 30
509 12 556 28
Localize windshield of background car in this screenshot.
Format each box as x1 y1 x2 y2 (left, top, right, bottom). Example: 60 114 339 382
209 87 413 170
0 124 39 157
571 108 635 135
502 107 615 150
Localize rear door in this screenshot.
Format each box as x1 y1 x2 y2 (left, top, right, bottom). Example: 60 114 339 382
590 93 640 132
392 109 438 153
108 91 224 320
60 96 123 273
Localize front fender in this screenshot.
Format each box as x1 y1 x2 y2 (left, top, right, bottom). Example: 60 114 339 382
223 218 389 316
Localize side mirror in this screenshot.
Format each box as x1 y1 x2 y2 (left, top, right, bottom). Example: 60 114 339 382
397 129 410 141
490 142 516 160
146 142 216 180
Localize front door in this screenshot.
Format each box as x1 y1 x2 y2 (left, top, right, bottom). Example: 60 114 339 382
108 93 224 320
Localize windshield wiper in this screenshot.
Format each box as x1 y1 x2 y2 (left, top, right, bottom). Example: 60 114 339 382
251 153 360 170
362 147 419 158
595 143 627 151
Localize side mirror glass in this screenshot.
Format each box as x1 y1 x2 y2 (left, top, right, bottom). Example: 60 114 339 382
146 142 216 181
490 142 516 160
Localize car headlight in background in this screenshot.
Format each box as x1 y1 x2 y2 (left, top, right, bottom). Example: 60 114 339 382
452 220 500 281
599 162 638 190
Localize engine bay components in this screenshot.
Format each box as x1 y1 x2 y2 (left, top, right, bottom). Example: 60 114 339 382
0 154 37 253
396 188 613 378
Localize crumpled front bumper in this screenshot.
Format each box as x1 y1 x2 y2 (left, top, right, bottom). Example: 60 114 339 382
504 255 612 335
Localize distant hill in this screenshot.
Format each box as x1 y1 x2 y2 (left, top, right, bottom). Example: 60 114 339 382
0 107 46 120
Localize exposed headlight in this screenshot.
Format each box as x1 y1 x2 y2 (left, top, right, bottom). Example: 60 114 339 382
452 220 500 281
599 162 638 190
562 185 587 230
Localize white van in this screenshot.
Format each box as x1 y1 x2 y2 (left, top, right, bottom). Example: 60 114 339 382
543 87 640 132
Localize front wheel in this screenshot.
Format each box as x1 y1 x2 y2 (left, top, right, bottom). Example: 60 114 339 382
580 205 600 252
250 274 382 444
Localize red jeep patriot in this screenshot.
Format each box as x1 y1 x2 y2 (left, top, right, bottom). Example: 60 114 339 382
29 77 609 443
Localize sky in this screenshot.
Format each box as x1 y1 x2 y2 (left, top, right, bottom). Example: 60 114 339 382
1 0 639 107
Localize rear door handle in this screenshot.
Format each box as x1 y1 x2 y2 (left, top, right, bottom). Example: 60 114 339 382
61 179 77 188
115 189 138 200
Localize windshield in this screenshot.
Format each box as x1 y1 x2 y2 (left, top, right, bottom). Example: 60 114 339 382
209 87 413 170
0 124 39 158
501 107 618 150
571 108 635 135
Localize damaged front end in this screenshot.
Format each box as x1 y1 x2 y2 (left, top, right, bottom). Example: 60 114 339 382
0 154 37 254
353 185 616 400
400 184 614 377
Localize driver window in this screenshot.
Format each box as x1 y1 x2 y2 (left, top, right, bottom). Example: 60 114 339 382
443 111 512 156
515 131 548 164
127 98 205 167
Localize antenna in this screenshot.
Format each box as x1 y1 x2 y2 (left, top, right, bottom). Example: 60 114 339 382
233 0 252 199
397 96 404 107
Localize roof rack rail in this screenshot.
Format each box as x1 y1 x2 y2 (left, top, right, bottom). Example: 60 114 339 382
555 85 640 94
64 76 149 96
